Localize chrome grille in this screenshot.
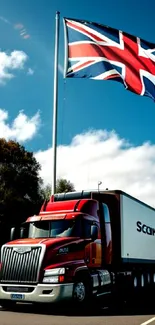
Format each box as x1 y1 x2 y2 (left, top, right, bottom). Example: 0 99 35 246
1 246 42 283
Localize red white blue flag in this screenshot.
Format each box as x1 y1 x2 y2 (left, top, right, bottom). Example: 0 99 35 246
63 18 155 101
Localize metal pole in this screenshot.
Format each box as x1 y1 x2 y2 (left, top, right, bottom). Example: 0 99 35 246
51 11 60 195
98 181 102 191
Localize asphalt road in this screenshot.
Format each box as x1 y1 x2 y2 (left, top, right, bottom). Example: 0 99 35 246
0 303 155 325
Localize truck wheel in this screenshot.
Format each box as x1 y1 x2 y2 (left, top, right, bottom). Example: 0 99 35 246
73 279 91 306
73 281 86 302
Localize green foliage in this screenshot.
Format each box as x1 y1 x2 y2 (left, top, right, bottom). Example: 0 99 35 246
41 184 51 201
0 139 44 230
42 179 75 201
56 178 75 194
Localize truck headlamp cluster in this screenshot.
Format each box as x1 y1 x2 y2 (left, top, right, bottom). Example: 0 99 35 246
43 267 65 284
43 276 59 283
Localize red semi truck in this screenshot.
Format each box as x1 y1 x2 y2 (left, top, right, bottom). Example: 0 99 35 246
0 189 155 308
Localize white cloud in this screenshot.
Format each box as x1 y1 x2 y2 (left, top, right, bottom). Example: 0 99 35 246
27 68 34 76
0 108 40 142
0 50 28 84
35 129 155 207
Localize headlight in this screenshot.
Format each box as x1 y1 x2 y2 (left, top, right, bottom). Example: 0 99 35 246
44 267 65 276
43 276 59 283
43 268 65 284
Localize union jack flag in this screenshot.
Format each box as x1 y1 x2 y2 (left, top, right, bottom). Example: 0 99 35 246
63 18 155 101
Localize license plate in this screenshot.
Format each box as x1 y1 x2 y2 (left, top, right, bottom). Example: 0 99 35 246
11 294 25 300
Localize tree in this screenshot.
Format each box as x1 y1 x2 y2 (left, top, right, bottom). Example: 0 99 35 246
41 184 51 200
56 178 75 194
42 179 75 201
0 139 44 232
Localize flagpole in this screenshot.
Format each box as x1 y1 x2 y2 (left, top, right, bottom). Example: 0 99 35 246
51 11 60 195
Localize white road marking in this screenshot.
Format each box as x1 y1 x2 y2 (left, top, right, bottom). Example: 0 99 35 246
141 317 155 325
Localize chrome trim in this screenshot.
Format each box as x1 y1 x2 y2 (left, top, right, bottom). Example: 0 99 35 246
97 291 111 297
1 244 46 283
0 283 74 303
13 247 32 254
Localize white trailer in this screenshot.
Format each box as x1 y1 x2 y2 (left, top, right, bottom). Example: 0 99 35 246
120 193 155 263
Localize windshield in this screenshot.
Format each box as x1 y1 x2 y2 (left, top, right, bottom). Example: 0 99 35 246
27 219 82 238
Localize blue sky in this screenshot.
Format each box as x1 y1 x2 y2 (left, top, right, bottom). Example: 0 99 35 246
0 0 155 205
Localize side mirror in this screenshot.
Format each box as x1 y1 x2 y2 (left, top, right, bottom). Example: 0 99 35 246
20 227 26 238
10 227 15 241
91 225 98 241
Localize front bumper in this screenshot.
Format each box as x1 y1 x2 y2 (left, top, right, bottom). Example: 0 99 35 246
0 283 74 303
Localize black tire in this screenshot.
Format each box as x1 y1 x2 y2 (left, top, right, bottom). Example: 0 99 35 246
72 278 92 308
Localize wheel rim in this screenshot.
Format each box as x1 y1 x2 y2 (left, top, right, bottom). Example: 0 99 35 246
74 282 86 302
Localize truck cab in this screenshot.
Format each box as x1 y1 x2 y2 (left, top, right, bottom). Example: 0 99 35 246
0 191 112 306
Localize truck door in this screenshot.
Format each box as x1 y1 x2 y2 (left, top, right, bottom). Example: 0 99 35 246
84 219 102 268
